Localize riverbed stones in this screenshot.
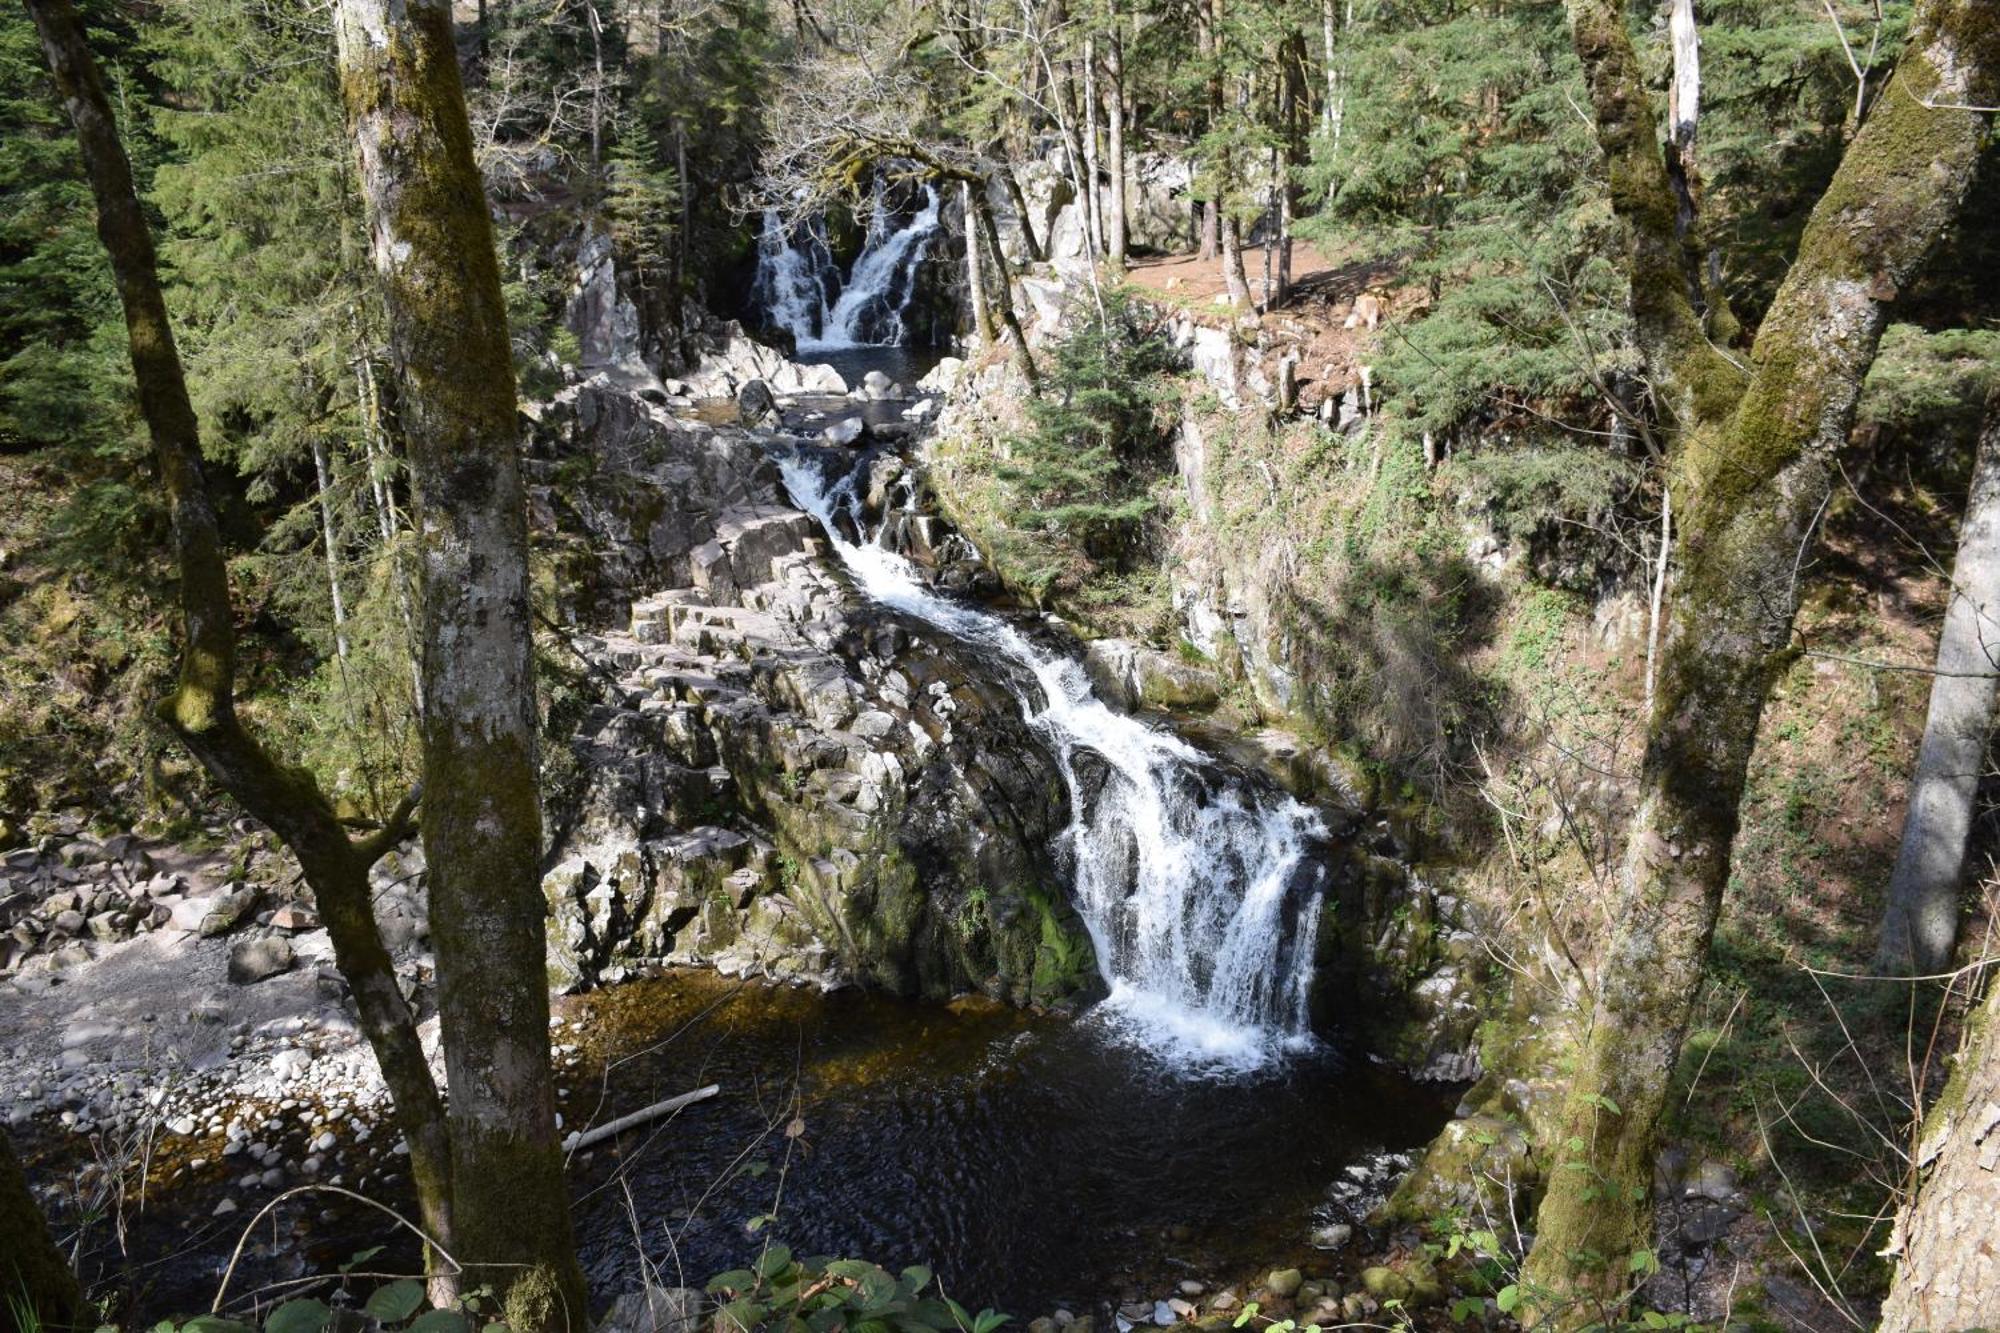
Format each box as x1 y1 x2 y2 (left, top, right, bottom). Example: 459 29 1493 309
1264 1269 1303 1299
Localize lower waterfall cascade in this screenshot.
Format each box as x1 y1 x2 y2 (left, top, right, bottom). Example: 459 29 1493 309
754 182 944 351
780 447 1330 1073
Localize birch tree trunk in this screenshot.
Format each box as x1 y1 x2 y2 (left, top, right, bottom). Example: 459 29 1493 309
331 3 586 1328
0 1126 83 1333
1880 975 2000 1330
1878 394 2000 975
24 0 457 1282
1518 0 2000 1321
312 435 352 664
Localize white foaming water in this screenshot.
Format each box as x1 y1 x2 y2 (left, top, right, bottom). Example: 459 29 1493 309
780 451 1329 1075
755 184 943 352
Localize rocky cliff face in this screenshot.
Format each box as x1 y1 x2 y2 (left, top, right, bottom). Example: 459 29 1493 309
528 376 1099 1008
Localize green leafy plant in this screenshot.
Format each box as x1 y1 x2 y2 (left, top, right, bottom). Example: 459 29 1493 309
705 1246 1008 1333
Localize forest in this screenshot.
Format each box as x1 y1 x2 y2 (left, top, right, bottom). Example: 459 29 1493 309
2 0 1999 1329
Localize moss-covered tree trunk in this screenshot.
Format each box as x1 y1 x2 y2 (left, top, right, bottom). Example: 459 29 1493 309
0 1127 83 1333
21 0 457 1277
1520 0 2000 1323
1878 391 2000 975
331 4 586 1328
1880 975 2000 1329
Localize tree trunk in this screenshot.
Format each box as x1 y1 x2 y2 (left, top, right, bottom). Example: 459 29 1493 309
1197 0 1219 259
970 177 1037 388
1001 161 1045 263
1104 14 1127 267
0 1126 84 1333
24 0 457 1283
1880 975 2000 1330
962 179 994 347
312 435 352 665
1519 0 2000 1322
1878 393 2000 975
1082 33 1103 257
1220 194 1253 313
331 3 586 1329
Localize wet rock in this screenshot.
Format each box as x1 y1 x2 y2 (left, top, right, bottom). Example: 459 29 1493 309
1264 1269 1303 1299
228 937 295 985
736 378 777 424
823 416 867 448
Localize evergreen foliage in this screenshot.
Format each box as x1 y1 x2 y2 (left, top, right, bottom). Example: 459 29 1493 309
996 288 1176 573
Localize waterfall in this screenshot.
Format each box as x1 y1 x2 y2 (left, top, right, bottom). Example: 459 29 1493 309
755 183 943 352
780 450 1329 1074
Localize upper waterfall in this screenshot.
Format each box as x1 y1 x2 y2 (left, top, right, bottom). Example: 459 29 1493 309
780 448 1330 1074
754 182 943 352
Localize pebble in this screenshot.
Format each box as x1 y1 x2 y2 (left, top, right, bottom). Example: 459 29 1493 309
213 1198 238 1217
311 1131 335 1153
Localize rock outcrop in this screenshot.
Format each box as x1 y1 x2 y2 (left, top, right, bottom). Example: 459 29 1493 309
530 385 1099 1008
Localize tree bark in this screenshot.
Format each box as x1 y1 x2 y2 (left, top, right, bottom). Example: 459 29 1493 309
1520 0 2000 1322
1880 975 2000 1330
23 0 457 1280
331 3 586 1329
0 1126 84 1333
1878 393 2000 975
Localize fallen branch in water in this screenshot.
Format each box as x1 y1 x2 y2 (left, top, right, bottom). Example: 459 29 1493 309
564 1085 722 1154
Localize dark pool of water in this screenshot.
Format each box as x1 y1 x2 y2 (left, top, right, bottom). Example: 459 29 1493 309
562 972 1454 1318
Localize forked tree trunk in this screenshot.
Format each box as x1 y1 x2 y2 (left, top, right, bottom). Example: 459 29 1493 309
331 3 586 1329
1878 393 2000 975
1880 974 2000 1330
1518 0 2000 1322
22 0 456 1281
0 1126 83 1333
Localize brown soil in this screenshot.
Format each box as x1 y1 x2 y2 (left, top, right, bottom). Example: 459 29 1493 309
1121 244 1420 412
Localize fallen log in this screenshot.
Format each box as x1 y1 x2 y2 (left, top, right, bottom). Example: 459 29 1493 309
563 1084 721 1154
